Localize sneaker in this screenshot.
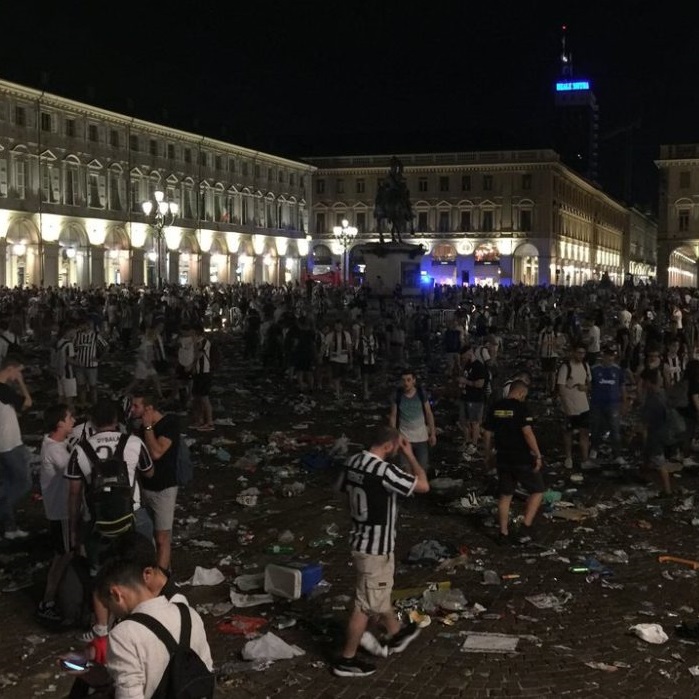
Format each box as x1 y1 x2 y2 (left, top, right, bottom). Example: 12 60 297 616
564 457 573 469
514 525 535 545
465 443 478 455
581 460 598 471
332 656 376 678
387 622 421 655
4 528 29 540
77 625 108 644
683 457 699 467
589 449 598 461
614 456 628 466
37 602 63 623
359 631 388 658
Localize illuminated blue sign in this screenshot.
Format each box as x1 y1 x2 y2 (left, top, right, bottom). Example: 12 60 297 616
556 81 591 92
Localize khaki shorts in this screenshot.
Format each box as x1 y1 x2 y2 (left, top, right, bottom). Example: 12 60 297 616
352 551 395 615
142 486 178 531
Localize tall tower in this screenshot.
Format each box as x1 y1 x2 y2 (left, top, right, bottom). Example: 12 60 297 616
553 25 599 183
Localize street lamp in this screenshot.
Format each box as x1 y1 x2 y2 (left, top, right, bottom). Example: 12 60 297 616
332 218 358 285
142 190 179 289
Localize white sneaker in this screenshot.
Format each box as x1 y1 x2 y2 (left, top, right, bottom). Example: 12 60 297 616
683 457 699 467
614 456 628 466
465 444 478 455
564 457 573 469
4 528 29 540
581 460 598 470
589 450 598 461
360 631 388 658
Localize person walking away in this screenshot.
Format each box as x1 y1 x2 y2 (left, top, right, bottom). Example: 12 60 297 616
483 379 544 544
443 318 464 378
189 327 214 431
325 320 353 401
0 356 32 539
356 323 380 400
74 318 109 408
54 323 78 410
333 425 429 677
589 345 627 466
458 346 488 457
37 404 76 622
557 343 593 472
584 316 601 367
538 317 561 397
388 369 436 473
639 368 674 496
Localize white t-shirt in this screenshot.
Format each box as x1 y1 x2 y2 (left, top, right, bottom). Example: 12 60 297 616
65 431 153 510
40 435 71 520
0 383 23 453
557 361 591 416
178 335 196 367
586 325 601 353
619 309 632 329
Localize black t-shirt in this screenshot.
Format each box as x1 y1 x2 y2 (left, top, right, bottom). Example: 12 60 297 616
462 360 488 403
483 398 534 465
141 413 180 491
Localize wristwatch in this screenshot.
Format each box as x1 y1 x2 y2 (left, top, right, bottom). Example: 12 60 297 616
145 425 153 432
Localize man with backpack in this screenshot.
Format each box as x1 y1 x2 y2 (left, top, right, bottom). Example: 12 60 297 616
65 400 154 647
130 391 180 573
388 369 436 473
95 554 214 698
557 343 594 472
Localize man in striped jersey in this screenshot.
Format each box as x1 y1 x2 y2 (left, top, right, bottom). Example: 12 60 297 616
333 425 430 678
74 318 109 408
54 324 77 410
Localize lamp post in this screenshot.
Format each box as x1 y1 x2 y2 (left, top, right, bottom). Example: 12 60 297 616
142 190 179 289
332 218 358 285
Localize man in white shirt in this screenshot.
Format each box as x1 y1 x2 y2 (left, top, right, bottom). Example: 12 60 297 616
38 403 76 622
0 356 33 539
95 555 213 698
325 320 353 400
557 344 593 472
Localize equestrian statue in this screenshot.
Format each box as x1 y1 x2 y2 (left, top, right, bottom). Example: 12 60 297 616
374 156 415 244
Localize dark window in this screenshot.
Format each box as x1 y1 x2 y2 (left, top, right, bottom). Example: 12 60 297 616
289 173 295 186
336 179 345 194
254 164 260 177
522 174 532 190
110 129 119 147
438 211 450 232
316 179 325 194
278 170 284 183
418 177 428 192
41 112 52 132
268 167 273 180
679 209 690 232
184 148 191 163
460 210 471 231
242 162 248 176
200 151 207 166
461 174 471 191
520 209 532 232
417 211 428 231
66 119 76 138
88 124 99 142
483 175 493 191
356 212 366 231
356 178 365 193
680 171 691 189
149 139 158 156
439 176 449 192
228 157 236 173
14 106 26 127
167 143 175 159
315 212 326 233
129 134 139 151
482 210 494 231
215 155 223 170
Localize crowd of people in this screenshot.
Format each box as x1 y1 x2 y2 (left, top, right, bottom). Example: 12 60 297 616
1 276 699 689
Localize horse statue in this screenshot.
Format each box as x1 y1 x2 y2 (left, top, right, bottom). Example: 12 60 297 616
374 156 415 244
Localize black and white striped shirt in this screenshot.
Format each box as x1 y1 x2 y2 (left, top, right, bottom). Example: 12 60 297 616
340 450 416 555
74 331 108 368
55 339 75 380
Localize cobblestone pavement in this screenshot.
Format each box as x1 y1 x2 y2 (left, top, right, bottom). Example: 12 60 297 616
2 336 699 698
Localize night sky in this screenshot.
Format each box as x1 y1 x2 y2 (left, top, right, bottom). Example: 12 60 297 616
3 1 698 211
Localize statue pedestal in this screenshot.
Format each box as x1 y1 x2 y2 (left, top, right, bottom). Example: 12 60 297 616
359 242 426 296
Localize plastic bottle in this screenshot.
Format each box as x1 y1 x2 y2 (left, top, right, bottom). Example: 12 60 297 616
265 545 294 554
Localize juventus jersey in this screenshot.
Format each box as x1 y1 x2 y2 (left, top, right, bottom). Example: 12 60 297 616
340 450 416 555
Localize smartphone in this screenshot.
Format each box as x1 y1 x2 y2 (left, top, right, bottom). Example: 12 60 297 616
60 658 91 672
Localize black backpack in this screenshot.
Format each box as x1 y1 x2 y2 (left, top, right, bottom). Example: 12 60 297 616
0 333 21 358
128 603 215 699
81 434 135 538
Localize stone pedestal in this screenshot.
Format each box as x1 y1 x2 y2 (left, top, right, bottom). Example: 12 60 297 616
359 242 426 296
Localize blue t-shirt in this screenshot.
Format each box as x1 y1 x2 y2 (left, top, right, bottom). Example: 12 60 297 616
590 364 624 407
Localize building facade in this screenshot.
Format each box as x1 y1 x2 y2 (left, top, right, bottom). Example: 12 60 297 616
656 143 699 287
0 79 316 288
307 150 656 288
